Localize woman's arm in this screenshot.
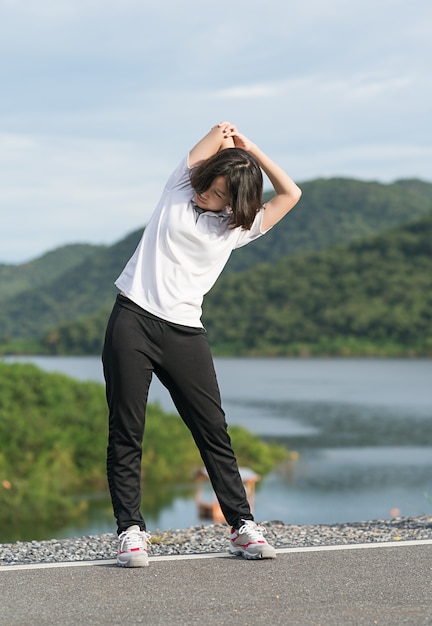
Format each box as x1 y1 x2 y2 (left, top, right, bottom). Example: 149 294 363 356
188 122 235 168
249 145 302 231
221 124 302 231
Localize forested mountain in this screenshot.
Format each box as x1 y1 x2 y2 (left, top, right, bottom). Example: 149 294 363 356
0 177 431 353
4 211 431 357
392 178 432 200
203 213 432 355
0 230 141 341
0 244 102 302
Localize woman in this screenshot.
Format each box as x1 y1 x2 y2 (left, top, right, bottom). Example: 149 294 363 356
102 122 302 567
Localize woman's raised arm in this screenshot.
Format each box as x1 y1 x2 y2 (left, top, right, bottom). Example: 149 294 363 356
188 122 235 168
221 124 302 231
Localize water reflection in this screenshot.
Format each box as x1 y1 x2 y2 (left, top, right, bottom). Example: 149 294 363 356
224 398 432 448
281 447 432 489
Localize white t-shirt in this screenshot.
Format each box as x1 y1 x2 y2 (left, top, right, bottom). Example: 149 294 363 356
115 155 268 327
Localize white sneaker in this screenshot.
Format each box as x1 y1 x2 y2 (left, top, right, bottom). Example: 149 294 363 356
229 520 276 559
117 525 151 567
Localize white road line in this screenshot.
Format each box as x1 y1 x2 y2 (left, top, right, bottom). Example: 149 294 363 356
276 538 432 554
1 539 432 572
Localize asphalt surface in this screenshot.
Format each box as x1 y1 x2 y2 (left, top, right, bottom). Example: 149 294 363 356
1 542 432 625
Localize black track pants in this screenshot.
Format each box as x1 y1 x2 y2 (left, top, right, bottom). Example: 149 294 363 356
102 295 253 533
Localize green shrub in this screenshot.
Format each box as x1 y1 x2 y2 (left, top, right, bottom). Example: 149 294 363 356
0 362 287 538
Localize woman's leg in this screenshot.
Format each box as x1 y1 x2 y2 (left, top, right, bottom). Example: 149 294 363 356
156 324 253 529
102 299 161 533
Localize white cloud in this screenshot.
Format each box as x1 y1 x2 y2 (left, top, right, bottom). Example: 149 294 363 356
214 85 277 100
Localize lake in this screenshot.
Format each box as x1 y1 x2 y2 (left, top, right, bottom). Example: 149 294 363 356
5 356 432 538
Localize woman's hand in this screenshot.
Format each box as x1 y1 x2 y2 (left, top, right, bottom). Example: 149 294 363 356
189 122 234 167
218 122 256 153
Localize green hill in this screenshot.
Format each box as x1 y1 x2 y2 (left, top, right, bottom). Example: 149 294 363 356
0 244 102 302
0 230 141 341
392 178 432 200
0 177 431 347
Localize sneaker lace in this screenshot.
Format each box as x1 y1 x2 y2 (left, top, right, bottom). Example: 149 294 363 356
119 528 151 552
238 520 267 541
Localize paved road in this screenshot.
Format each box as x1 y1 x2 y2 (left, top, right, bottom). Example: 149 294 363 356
1 542 432 625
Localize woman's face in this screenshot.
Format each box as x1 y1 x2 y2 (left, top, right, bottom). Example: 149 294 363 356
193 176 230 213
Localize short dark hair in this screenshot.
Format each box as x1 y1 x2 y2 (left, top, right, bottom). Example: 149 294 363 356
190 148 263 230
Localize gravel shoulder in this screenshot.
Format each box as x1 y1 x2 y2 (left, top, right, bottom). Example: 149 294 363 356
1 516 432 566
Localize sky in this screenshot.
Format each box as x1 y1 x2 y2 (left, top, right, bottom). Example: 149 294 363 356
1 0 431 264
